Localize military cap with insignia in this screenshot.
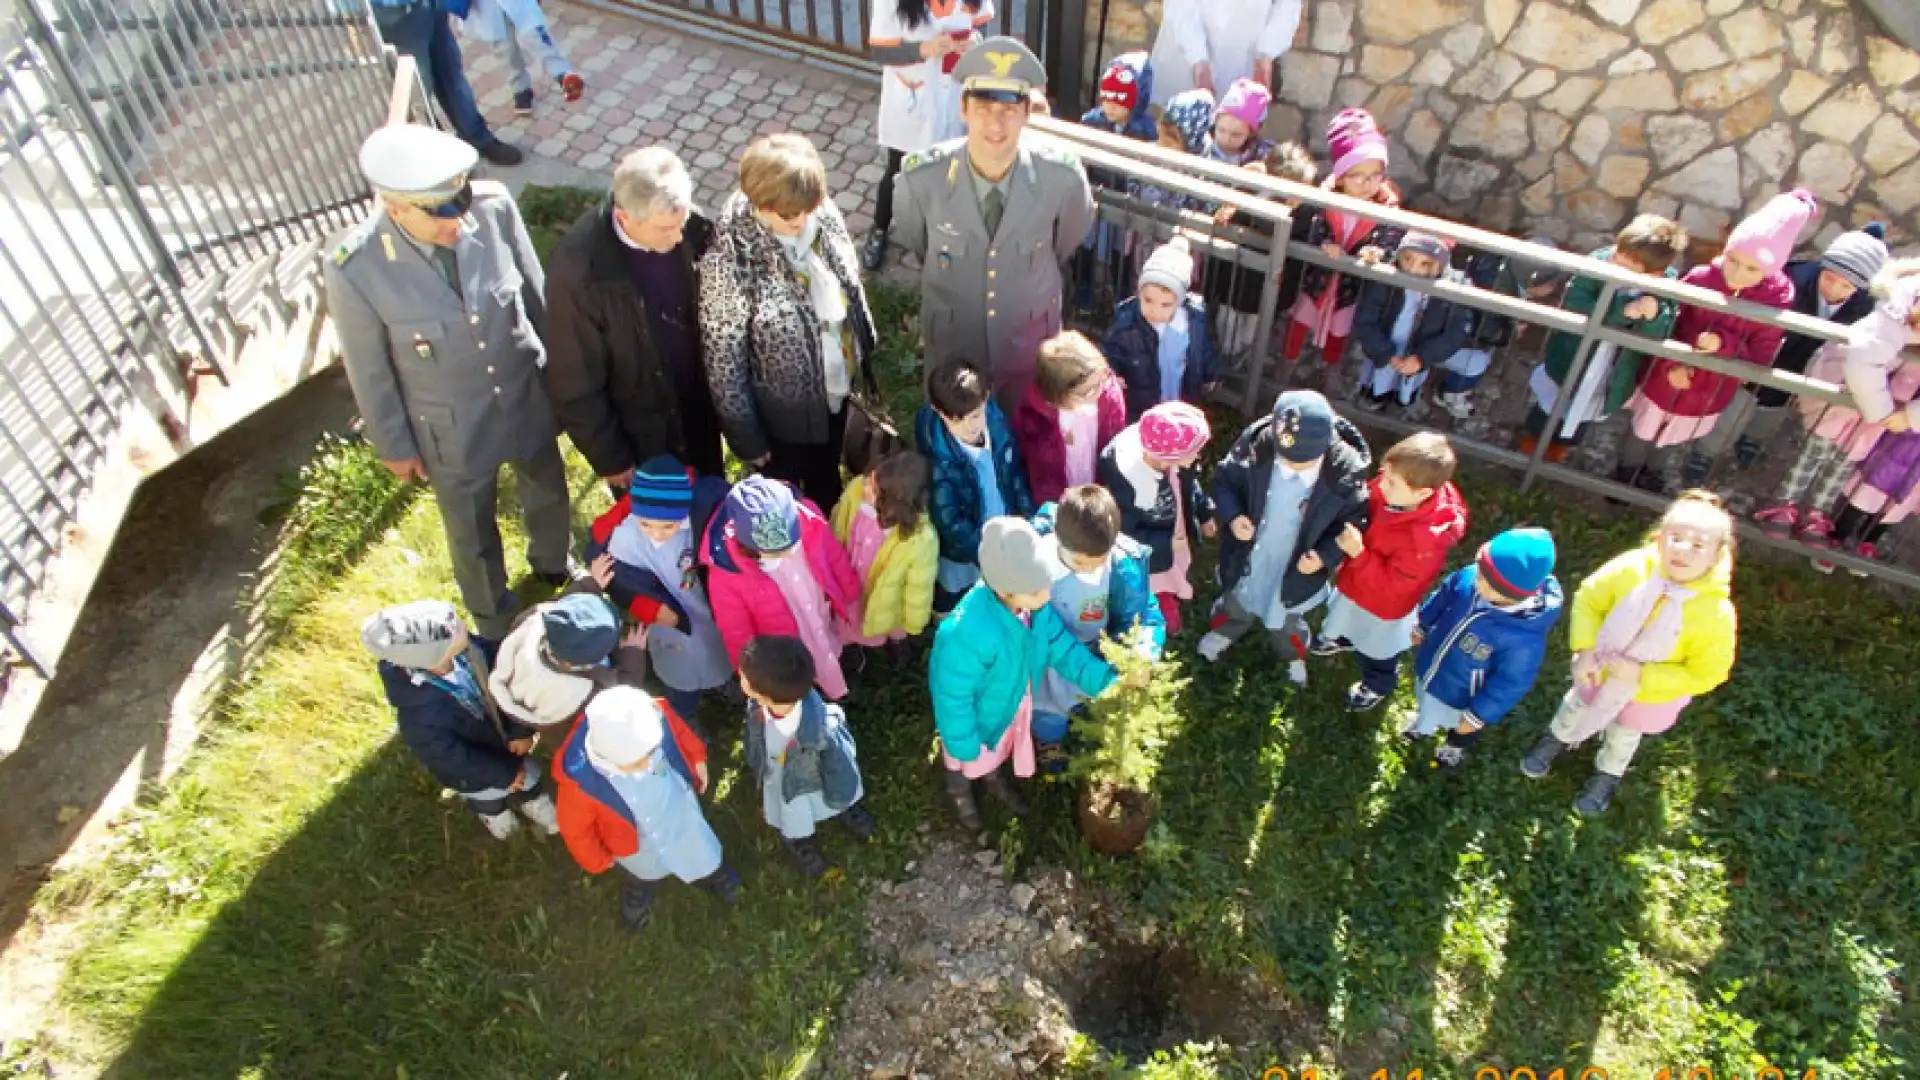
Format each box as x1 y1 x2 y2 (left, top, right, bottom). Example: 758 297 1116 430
358 123 478 204
954 36 1046 102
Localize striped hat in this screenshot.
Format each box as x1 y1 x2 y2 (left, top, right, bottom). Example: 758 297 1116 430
630 454 694 521
1476 527 1556 600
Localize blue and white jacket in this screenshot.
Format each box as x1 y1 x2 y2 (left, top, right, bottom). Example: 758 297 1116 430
1413 565 1564 729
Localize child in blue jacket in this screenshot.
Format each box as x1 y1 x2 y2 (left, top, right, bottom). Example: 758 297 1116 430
1410 527 1563 770
931 517 1117 830
363 600 559 840
1103 236 1221 420
1351 232 1474 414
916 356 1035 612
1029 485 1165 772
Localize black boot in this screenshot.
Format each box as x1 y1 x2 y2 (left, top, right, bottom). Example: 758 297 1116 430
785 837 830 878
839 801 878 840
860 228 890 272
1680 451 1711 490
699 863 742 905
619 877 656 931
943 770 983 831
1520 732 1567 779
980 768 1028 815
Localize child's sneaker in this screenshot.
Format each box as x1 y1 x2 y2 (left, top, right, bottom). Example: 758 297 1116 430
1196 632 1233 663
1436 390 1475 419
1344 682 1385 711
1796 508 1836 549
701 864 743 904
1846 540 1882 579
619 878 655 931
1288 659 1309 686
1432 743 1468 770
1751 501 1798 538
479 810 521 840
1733 434 1764 470
840 802 878 840
560 73 585 103
786 837 831 878
512 89 534 116
1574 773 1619 815
1309 636 1351 658
1036 741 1069 776
517 794 561 835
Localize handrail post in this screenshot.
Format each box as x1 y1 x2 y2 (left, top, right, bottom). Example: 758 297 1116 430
1047 0 1086 117
1242 208 1287 416
1521 281 1616 492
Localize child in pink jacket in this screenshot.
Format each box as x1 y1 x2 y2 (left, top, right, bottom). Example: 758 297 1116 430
703 476 865 700
1617 190 1814 493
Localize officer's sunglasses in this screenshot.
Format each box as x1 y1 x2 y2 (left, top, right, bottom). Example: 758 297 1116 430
413 182 474 220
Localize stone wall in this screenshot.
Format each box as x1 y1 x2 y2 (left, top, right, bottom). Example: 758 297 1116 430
1085 0 1920 256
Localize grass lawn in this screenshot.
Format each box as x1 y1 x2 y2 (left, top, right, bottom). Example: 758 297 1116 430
18 190 1919 1080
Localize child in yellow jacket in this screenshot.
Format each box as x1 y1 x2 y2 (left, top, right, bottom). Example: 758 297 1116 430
832 449 940 653
1519 490 1738 815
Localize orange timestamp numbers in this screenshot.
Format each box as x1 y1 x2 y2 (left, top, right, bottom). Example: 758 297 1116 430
1258 1070 1822 1080
1251 1060 1820 1068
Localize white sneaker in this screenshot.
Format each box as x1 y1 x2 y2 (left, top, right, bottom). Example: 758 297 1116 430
517 794 561 836
1197 632 1233 663
479 810 522 840
1289 660 1309 686
1438 391 1475 419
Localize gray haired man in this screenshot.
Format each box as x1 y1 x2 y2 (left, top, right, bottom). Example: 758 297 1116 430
325 123 574 642
543 146 724 487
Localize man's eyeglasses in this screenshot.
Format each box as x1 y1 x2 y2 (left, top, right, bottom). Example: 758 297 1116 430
413 182 474 220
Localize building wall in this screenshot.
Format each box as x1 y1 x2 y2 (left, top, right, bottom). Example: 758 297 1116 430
1086 0 1920 255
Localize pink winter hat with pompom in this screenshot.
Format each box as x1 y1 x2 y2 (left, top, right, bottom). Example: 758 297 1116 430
1723 189 1818 273
1326 108 1389 181
1216 78 1271 131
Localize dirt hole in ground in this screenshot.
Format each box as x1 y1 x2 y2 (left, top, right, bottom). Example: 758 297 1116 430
1061 939 1178 1059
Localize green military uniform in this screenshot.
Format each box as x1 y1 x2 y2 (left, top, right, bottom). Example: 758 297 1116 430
325 124 572 640
894 37 1094 399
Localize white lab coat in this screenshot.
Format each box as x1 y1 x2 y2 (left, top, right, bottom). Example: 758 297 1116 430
1148 0 1304 106
870 0 998 153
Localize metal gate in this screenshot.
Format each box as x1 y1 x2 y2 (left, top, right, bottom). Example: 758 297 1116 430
0 0 391 675
619 0 1086 112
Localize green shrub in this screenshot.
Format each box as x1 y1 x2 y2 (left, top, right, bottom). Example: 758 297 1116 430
1069 629 1189 794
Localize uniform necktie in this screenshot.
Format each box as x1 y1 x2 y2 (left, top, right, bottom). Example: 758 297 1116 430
982 188 1005 239
432 246 461 298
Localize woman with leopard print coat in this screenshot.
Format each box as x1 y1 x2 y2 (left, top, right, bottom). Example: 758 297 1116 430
699 134 878 510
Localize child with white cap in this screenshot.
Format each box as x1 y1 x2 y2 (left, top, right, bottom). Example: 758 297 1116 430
930 517 1118 830
554 685 736 931
1102 236 1220 420
363 600 559 840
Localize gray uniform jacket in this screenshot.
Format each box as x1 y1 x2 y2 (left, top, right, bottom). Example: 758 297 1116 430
325 180 560 479
894 138 1094 392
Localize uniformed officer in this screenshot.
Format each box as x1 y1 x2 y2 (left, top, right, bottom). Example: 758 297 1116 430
894 36 1094 404
325 123 573 641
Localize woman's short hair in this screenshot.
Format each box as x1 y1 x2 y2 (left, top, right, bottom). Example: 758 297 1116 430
611 147 695 222
740 134 828 219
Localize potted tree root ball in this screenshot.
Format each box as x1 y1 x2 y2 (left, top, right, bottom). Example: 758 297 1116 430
1069 628 1187 856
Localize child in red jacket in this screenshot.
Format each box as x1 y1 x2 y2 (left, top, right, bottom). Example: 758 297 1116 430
1618 189 1814 493
554 686 738 932
1312 433 1469 711
1011 331 1128 506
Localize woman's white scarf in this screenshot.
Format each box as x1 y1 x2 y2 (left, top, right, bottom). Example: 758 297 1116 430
1559 561 1695 744
1106 425 1164 513
775 214 852 409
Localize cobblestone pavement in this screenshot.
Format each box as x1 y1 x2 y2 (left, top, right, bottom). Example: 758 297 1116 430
459 2 888 235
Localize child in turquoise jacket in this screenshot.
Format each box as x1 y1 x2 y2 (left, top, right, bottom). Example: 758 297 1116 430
931 516 1117 830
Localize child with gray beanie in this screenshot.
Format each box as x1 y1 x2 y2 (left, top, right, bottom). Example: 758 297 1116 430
363 600 560 840
929 516 1117 830
1102 235 1221 420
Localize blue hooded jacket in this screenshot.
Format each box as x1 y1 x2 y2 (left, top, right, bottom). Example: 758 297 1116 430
1414 565 1565 728
1030 502 1166 657
915 399 1035 566
1078 52 1158 142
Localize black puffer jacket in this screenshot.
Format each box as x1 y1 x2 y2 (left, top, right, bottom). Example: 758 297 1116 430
1211 412 1372 607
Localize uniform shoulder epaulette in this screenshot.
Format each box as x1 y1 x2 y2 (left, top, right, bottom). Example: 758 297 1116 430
329 218 378 267
901 143 955 173
1030 141 1081 170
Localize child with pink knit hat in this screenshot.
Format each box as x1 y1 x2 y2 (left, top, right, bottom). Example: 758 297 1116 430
1616 189 1815 493
1283 108 1405 366
1203 78 1275 166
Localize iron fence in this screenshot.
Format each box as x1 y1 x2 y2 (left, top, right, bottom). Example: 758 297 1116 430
1031 116 1920 590
609 0 1085 111
0 0 392 674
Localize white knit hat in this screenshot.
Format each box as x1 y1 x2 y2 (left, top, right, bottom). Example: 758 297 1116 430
1139 236 1193 298
585 686 664 767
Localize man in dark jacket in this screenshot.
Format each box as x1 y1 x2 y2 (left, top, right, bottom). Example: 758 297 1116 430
544 147 724 490
1201 390 1371 685
362 600 559 840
